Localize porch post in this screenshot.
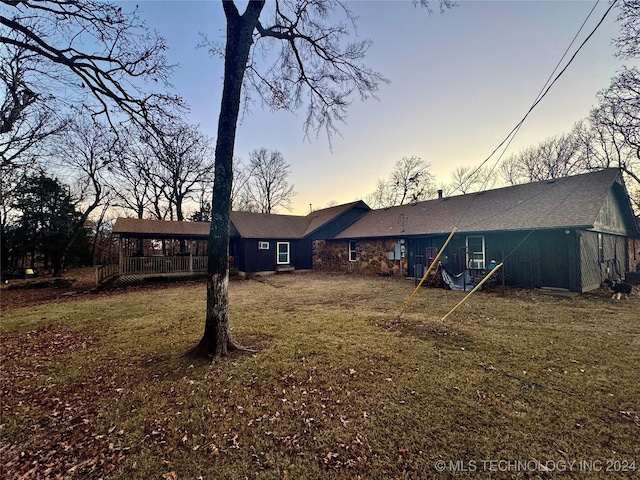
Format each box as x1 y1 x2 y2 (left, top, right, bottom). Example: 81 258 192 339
118 235 123 275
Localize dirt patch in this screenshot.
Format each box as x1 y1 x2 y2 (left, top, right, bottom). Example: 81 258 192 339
0 267 97 312
376 316 475 349
0 267 212 312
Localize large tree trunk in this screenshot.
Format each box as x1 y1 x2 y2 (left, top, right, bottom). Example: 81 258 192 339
189 0 265 358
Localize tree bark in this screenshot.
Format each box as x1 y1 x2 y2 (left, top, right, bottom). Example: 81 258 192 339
189 0 265 358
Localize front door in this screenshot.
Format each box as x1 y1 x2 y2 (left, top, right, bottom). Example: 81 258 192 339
466 236 485 270
277 242 290 265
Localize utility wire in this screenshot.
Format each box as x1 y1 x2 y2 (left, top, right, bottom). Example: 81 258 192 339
401 1 619 317
464 0 621 259
464 0 619 195
475 0 603 186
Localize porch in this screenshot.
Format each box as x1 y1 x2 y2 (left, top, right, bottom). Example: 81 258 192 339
99 217 216 286
97 255 208 285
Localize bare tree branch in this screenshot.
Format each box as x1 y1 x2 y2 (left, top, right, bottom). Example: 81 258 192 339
0 0 184 134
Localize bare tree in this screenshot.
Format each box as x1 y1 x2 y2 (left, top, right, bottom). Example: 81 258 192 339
191 0 453 358
366 177 395 209
448 165 497 195
0 1 182 134
597 68 640 165
48 117 114 274
142 124 215 221
493 1 639 203
242 148 296 213
367 155 435 208
2 1 184 266
614 0 640 60
0 0 183 174
108 129 156 219
0 40 69 170
1 31 38 136
573 108 638 182
87 200 113 267
573 97 640 211
604 0 640 193
498 134 581 184
230 158 257 212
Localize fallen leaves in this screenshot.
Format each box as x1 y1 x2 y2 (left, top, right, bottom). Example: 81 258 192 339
0 325 129 478
323 441 368 470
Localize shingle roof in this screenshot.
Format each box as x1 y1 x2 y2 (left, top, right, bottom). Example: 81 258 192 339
111 170 626 240
304 200 369 236
334 169 623 239
112 201 369 239
113 217 210 238
229 211 309 239
231 201 369 238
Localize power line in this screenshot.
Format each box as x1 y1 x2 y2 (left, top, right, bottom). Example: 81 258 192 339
476 0 603 186
401 2 621 317
466 0 619 192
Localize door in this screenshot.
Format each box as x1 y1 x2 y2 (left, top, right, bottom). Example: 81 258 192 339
277 242 290 265
538 232 571 289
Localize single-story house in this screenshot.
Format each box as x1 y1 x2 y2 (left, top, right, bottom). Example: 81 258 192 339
105 168 638 293
107 201 369 282
229 200 369 273
324 168 639 292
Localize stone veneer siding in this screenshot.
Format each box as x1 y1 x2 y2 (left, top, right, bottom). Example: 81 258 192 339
313 239 408 277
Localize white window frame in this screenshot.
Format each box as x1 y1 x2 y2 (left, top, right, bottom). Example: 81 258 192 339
258 241 270 250
277 242 290 265
597 233 604 263
466 235 485 269
349 241 357 262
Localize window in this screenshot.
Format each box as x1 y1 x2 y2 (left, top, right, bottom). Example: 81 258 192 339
466 236 485 269
597 233 604 263
277 242 290 264
258 241 270 250
349 241 357 262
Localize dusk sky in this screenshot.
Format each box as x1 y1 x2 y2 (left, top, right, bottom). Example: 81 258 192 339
132 1 626 215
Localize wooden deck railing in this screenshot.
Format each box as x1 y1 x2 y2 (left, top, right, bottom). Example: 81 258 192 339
96 263 119 285
96 256 209 285
121 255 208 275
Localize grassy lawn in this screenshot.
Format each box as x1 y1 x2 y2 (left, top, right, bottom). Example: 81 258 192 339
1 273 638 479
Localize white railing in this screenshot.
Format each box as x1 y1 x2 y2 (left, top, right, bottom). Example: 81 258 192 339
121 256 208 275
191 256 207 272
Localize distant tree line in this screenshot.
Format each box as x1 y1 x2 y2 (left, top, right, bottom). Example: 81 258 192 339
2 0 638 279
368 2 639 211
0 0 299 276
438 0 640 210
1 107 296 274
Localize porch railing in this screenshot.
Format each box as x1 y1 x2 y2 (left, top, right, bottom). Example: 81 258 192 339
96 263 119 285
121 255 208 275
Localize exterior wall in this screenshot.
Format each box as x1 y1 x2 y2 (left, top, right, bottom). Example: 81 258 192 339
581 231 628 292
537 230 580 291
315 219 634 293
408 232 545 288
580 232 604 292
237 239 312 273
406 236 447 279
313 239 408 276
593 186 629 234
407 230 585 291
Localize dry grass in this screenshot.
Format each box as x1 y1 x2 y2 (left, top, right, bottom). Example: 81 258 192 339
1 273 638 479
